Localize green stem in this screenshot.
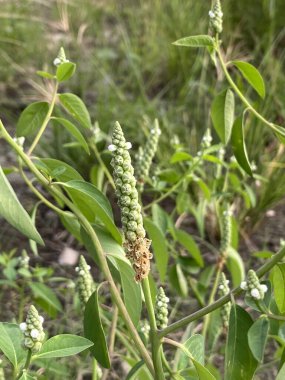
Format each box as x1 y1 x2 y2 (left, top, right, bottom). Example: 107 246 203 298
142 278 165 380
216 44 281 135
27 81 58 156
92 359 97 380
158 245 285 338
90 141 116 189
0 121 154 376
16 350 32 379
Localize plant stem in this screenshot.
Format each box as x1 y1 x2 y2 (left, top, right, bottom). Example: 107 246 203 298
28 81 58 156
142 278 165 380
101 305 118 380
0 121 154 375
92 359 97 380
90 141 116 189
215 44 282 135
158 245 285 338
16 350 32 379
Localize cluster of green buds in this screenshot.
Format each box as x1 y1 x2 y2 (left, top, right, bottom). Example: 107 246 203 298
75 255 95 307
20 305 45 353
19 250 30 270
218 273 231 328
13 137 25 150
155 287 169 329
201 129 213 149
240 270 268 300
209 0 223 34
220 205 232 258
109 122 152 281
139 319 151 342
136 119 161 192
53 46 69 66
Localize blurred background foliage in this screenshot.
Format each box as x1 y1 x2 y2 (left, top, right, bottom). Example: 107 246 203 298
1 0 285 218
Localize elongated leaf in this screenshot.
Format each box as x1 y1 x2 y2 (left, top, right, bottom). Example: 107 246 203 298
115 259 142 327
0 166 43 244
29 202 41 256
58 93 91 129
36 71 55 79
225 305 258 379
144 218 168 282
231 116 252 176
62 180 122 243
35 334 93 359
52 117 90 154
170 152 192 163
84 291 110 368
248 316 269 362
272 264 285 313
211 89 235 144
29 282 62 312
178 334 204 370
277 362 285 380
174 229 203 267
126 360 146 380
226 247 245 287
16 101 49 137
0 323 26 368
151 204 169 234
232 61 265 99
173 35 214 48
36 158 83 182
56 62 76 82
18 371 35 380
169 264 188 297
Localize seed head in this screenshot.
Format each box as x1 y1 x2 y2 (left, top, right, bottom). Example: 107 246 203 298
75 255 95 307
20 305 45 353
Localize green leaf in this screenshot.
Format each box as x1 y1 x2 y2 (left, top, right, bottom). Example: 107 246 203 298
192 359 216 380
84 291 110 368
170 152 192 163
36 158 83 182
16 101 49 137
169 264 188 297
178 334 205 370
36 70 55 79
52 117 90 154
56 62 76 82
248 316 269 362
226 247 245 287
18 371 35 380
231 115 252 176
232 61 265 99
151 204 169 234
144 218 168 282
35 334 93 359
126 360 146 380
277 362 285 380
211 89 235 144
115 259 142 327
62 180 122 243
225 305 258 380
272 263 285 313
29 282 62 312
0 323 26 368
0 166 44 245
173 35 214 48
58 93 91 129
29 202 41 256
174 229 204 267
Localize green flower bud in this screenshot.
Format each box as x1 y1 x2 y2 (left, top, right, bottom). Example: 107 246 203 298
110 122 153 281
18 250 30 270
53 46 69 66
136 119 161 192
139 319 150 342
209 0 223 34
218 273 231 328
20 305 45 353
220 205 232 257
75 256 95 307
155 287 169 329
243 270 268 301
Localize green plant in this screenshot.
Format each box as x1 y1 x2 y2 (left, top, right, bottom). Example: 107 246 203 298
1 4 285 379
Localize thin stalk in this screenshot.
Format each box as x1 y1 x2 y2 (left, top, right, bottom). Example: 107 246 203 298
0 122 154 375
215 44 282 135
90 141 116 189
16 350 32 379
28 81 58 156
142 278 165 380
92 359 97 380
158 245 285 338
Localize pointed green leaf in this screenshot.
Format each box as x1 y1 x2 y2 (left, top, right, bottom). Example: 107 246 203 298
62 180 122 243
0 323 26 368
272 263 285 313
277 362 285 380
248 316 269 362
174 229 204 267
226 247 245 287
35 335 93 359
52 117 90 154
29 282 62 312
225 305 258 380
56 62 76 82
58 93 91 129
16 101 49 137
115 259 142 327
173 35 214 48
36 158 83 182
231 115 252 176
211 89 235 144
169 264 188 297
18 371 36 380
84 290 110 368
0 167 44 244
232 61 265 99
178 334 205 370
144 218 168 282
36 71 55 79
